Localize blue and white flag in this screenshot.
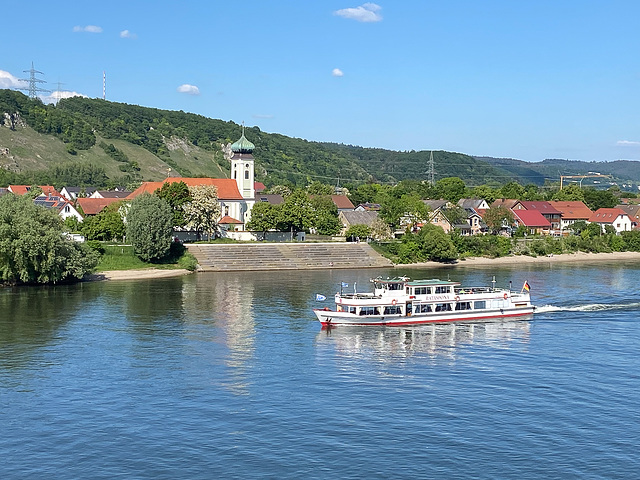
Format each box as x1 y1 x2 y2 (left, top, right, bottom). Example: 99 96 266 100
316 294 326 301
341 282 349 288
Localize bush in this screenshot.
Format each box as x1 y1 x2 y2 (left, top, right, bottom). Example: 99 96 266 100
85 240 105 255
126 194 174 261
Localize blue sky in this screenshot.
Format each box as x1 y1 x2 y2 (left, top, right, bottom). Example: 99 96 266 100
2 1 639 163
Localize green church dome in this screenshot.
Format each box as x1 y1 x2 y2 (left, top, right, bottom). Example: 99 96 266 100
231 127 255 153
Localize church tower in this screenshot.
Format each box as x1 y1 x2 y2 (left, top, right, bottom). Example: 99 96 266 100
230 125 255 200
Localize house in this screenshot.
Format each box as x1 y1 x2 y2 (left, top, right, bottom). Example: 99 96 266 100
458 198 489 210
128 177 248 227
8 185 60 197
518 201 562 234
512 209 551 235
33 195 83 222
89 190 131 199
311 194 355 212
588 208 632 234
218 215 244 234
254 181 266 194
255 194 284 205
462 209 487 236
339 210 379 235
354 203 381 211
548 201 593 234
491 198 520 210
77 197 124 216
60 186 97 201
617 204 640 229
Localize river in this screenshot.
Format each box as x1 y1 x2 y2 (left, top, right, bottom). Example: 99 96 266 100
1 262 639 479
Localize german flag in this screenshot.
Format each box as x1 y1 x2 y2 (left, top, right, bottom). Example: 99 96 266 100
523 281 531 292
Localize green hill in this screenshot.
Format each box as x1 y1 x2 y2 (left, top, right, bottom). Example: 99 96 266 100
2 88 639 190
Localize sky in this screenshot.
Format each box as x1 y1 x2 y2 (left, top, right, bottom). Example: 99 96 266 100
2 0 640 163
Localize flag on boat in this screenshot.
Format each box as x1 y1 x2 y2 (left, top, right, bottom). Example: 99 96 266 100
316 294 326 301
341 282 348 288
523 281 531 292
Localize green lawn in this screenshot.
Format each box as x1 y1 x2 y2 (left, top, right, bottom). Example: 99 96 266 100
95 244 198 272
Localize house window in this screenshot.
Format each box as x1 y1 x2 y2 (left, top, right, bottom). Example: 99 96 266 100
225 206 229 216
245 170 249 180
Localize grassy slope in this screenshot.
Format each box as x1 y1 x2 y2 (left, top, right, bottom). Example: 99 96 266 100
0 125 230 182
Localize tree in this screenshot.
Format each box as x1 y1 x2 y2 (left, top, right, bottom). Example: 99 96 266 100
81 202 126 241
278 189 315 233
469 185 500 205
483 206 514 234
500 181 525 200
309 196 341 235
182 185 221 240
247 202 282 238
155 181 191 227
306 181 334 195
345 224 371 242
582 188 618 210
369 218 393 241
0 194 99 284
551 184 585 202
126 194 174 261
435 177 467 203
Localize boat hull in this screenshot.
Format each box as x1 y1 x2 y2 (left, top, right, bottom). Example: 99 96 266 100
314 306 535 328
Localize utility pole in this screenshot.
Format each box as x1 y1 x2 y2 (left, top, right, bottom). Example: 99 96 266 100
19 62 50 99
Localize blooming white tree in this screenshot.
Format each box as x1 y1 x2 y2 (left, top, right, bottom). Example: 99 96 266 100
183 185 221 240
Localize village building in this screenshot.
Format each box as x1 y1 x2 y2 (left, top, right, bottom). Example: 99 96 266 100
548 201 593 234
588 208 633 234
76 197 123 216
512 209 552 235
89 190 131 199
60 186 97 201
516 201 562 235
339 210 379 236
616 204 640 229
33 195 83 222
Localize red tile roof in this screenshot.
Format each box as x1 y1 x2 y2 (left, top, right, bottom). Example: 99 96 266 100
127 178 243 200
330 195 354 209
512 209 551 227
519 201 561 215
77 197 123 215
588 208 627 223
9 185 60 196
254 181 266 193
219 215 243 224
548 201 593 220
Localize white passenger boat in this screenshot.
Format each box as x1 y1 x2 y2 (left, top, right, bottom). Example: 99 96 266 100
313 277 534 327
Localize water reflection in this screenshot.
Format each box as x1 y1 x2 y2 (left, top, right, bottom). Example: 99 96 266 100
315 320 531 362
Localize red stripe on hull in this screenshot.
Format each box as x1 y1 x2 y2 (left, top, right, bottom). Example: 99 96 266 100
319 310 533 328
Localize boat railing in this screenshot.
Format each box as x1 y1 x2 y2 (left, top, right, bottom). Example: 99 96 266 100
339 293 381 300
454 287 495 294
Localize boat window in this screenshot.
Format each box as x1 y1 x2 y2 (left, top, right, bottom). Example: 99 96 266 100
455 302 472 311
414 287 431 295
383 305 402 315
474 301 486 310
388 283 403 291
359 306 381 316
406 287 410 294
417 304 432 313
435 286 450 294
349 306 357 314
434 303 452 312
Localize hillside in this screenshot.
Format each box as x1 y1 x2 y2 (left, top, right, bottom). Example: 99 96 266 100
2 88 639 189
478 156 640 189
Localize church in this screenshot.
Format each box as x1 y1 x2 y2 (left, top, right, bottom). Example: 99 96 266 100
127 126 258 234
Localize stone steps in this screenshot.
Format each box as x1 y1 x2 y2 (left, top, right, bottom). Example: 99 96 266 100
186 242 392 271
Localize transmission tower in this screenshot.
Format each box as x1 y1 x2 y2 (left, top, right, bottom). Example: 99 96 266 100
19 62 50 99
427 150 435 186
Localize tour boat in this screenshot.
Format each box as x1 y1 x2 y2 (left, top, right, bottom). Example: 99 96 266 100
313 277 534 327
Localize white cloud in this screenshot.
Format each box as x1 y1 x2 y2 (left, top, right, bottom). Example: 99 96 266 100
334 3 382 22
120 30 137 39
41 91 88 105
332 68 344 77
0 70 25 89
617 140 640 146
177 84 200 95
73 25 103 33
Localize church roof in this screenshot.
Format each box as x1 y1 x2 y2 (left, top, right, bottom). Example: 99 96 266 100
127 178 243 200
231 128 255 153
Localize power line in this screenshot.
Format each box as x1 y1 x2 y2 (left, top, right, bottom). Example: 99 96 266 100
19 61 50 99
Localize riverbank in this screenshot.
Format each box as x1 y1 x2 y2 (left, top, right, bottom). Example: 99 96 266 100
401 251 640 269
86 268 192 281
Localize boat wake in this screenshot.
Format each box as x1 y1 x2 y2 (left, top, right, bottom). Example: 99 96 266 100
536 302 640 313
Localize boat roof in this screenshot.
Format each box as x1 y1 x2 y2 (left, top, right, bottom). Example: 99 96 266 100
407 279 460 286
372 277 459 286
